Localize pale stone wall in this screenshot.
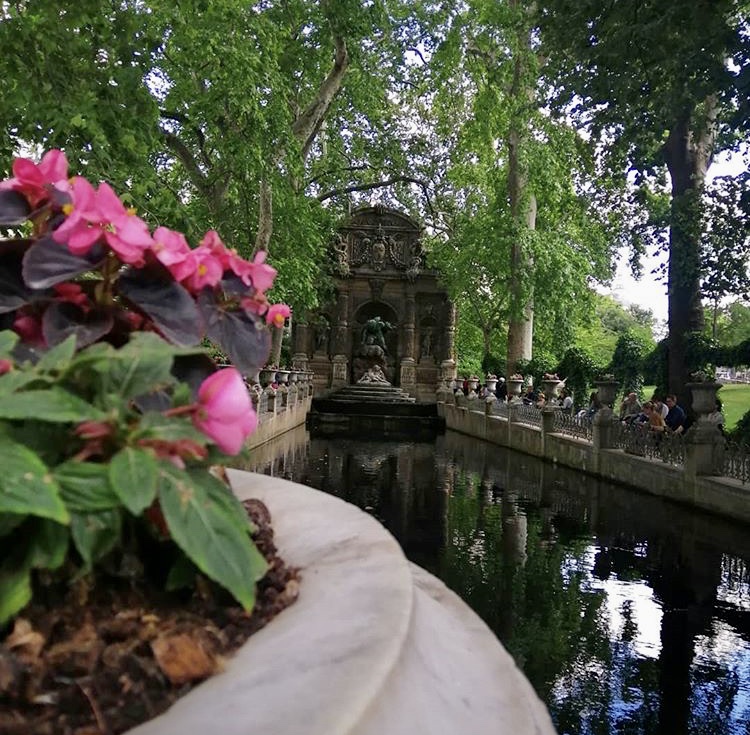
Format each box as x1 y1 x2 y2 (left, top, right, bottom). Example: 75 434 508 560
442 402 750 524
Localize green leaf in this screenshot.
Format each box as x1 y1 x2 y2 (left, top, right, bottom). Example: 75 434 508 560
0 566 31 626
0 371 42 396
0 441 68 523
0 513 23 537
100 346 175 401
70 509 122 568
36 335 77 372
0 388 103 422
157 463 267 611
165 552 198 591
54 460 120 512
26 519 69 570
0 329 18 357
109 448 158 515
134 413 207 443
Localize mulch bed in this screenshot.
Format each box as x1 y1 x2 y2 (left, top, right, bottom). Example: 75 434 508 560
0 499 300 735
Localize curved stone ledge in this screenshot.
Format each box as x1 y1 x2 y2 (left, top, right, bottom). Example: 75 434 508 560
128 470 556 735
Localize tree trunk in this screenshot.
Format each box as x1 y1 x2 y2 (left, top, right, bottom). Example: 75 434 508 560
505 1 537 378
663 99 716 403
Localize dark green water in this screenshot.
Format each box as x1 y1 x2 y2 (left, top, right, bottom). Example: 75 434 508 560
236 426 750 735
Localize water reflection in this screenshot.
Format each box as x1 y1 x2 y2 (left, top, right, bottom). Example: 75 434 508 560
233 427 750 735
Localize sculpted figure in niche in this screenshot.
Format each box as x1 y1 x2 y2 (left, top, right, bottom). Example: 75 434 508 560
314 316 330 353
421 328 433 358
357 364 389 384
361 315 393 353
332 234 350 277
371 234 386 271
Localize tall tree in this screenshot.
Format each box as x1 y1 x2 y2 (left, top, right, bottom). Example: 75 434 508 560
422 0 616 373
538 0 750 399
0 0 416 312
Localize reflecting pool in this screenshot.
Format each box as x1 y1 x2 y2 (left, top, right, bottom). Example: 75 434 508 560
234 426 750 735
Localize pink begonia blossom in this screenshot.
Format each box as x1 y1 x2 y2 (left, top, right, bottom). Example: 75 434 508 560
0 149 69 208
193 368 257 455
0 359 12 375
53 179 153 265
266 303 291 328
247 250 277 294
183 247 223 292
53 283 90 311
151 226 197 282
13 314 45 347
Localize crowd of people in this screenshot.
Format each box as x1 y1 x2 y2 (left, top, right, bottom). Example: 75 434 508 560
452 377 726 438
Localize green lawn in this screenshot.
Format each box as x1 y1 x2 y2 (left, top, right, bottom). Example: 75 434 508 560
717 383 750 431
642 383 750 431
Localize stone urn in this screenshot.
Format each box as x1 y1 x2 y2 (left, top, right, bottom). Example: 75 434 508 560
276 369 291 385
507 378 524 401
468 377 479 392
540 379 562 403
259 367 275 386
593 379 619 408
687 381 722 416
486 377 498 395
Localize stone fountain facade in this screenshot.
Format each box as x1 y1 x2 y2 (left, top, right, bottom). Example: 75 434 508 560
292 205 456 403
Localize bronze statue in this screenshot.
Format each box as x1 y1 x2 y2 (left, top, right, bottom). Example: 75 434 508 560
361 315 393 353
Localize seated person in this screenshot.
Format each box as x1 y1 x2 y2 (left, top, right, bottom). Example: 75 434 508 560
664 394 686 434
620 392 642 422
560 388 574 414
522 385 537 405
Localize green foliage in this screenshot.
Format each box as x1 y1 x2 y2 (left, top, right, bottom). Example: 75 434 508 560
642 339 669 396
516 350 557 389
556 347 599 411
728 409 750 446
0 333 267 626
608 330 652 398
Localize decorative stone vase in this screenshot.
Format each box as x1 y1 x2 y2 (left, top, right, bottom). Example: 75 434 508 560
127 471 557 735
276 369 290 385
593 380 619 407
259 368 275 386
289 370 300 384
486 378 498 395
686 381 722 416
468 377 479 392
540 379 562 403
507 379 524 401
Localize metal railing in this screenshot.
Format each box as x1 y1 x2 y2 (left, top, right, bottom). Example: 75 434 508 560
722 441 750 484
552 411 593 441
615 421 685 467
513 404 543 428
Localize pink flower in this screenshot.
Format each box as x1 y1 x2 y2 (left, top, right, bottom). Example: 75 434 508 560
13 313 46 347
246 250 277 294
193 368 257 454
0 359 12 375
0 149 69 208
151 226 196 282
53 179 153 264
184 247 223 292
53 282 90 310
266 303 291 328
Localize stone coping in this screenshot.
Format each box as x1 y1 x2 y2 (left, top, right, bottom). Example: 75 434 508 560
128 470 556 735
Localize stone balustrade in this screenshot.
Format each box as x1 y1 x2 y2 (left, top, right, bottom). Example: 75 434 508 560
439 386 750 524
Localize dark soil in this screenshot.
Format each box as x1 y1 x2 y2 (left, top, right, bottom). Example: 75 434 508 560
0 499 299 735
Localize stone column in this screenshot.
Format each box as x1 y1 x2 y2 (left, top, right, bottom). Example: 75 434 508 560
292 318 310 370
404 292 416 360
443 300 456 360
270 325 284 368
330 289 350 387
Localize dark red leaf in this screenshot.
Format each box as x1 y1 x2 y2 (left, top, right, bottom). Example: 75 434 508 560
42 301 114 348
0 191 31 225
117 268 204 346
199 293 271 375
23 238 106 289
